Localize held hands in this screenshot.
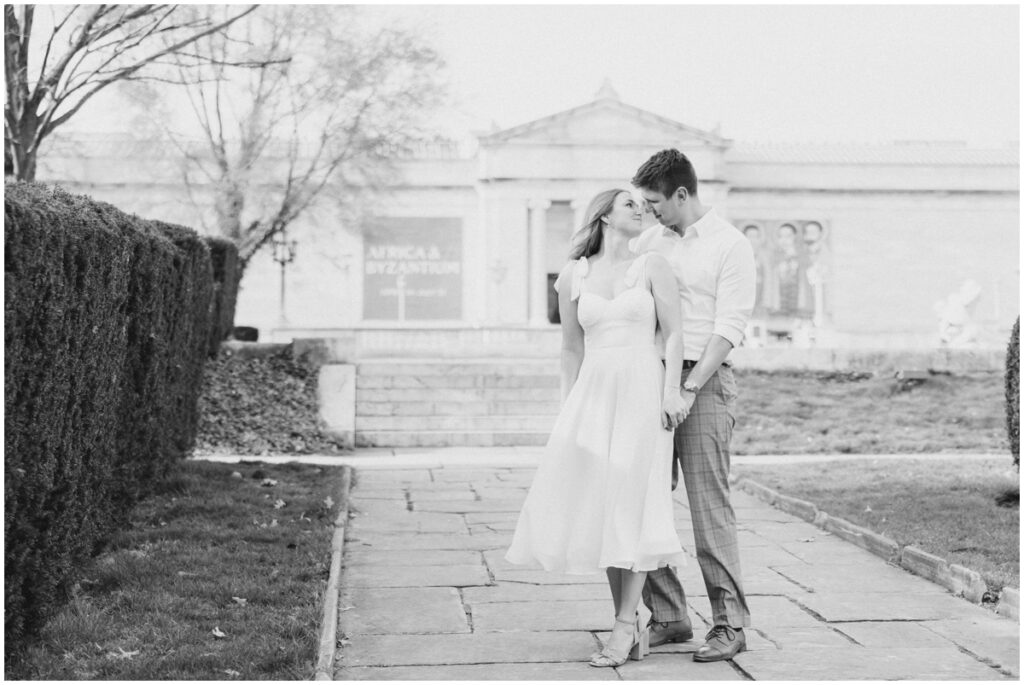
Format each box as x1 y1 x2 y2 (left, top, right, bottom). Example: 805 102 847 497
661 389 694 431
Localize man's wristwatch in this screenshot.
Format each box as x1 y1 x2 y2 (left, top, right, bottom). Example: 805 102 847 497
682 380 700 394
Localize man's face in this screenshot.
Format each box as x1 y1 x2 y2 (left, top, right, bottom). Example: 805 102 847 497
640 187 682 228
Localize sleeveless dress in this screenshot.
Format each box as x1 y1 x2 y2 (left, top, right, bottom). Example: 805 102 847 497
505 254 687 574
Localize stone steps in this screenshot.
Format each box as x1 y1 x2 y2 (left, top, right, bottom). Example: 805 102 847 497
356 415 556 431
354 359 560 447
358 387 559 403
355 430 550 448
357 401 561 417
357 375 560 389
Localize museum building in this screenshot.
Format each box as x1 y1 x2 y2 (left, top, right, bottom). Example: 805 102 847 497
40 83 1020 351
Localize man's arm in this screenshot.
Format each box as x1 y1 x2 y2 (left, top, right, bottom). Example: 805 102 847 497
683 238 756 395
684 334 735 391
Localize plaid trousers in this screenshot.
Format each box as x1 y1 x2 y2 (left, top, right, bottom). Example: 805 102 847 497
643 364 751 628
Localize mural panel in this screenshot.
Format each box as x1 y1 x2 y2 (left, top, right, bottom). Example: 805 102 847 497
738 219 831 331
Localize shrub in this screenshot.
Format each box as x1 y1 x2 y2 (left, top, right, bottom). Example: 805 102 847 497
1007 316 1020 468
195 345 348 455
206 237 240 356
4 182 214 658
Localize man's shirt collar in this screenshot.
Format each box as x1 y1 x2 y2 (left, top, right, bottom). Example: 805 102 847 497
684 207 718 238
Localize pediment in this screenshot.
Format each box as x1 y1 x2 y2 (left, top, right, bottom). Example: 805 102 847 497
481 98 730 149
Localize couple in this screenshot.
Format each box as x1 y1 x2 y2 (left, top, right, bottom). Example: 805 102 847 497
505 149 756 668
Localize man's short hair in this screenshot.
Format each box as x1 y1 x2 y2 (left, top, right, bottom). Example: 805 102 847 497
632 149 698 198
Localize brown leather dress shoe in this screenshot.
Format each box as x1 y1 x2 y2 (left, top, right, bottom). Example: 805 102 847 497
693 625 746 662
647 618 694 647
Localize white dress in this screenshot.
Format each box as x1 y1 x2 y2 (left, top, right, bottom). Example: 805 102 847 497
505 254 686 574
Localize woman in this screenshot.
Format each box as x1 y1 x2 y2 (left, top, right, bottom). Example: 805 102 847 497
505 189 688 668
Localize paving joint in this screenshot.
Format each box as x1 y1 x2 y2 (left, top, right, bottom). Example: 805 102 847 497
769 566 816 593
827 626 862 646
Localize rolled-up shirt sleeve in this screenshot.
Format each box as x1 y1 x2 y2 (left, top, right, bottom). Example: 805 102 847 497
713 238 757 347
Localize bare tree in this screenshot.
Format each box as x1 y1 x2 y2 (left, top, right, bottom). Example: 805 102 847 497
4 4 256 181
128 5 445 274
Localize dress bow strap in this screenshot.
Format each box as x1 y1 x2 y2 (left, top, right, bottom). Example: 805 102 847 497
569 256 589 302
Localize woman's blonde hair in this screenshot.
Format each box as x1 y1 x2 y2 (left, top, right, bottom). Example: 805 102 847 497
568 189 627 260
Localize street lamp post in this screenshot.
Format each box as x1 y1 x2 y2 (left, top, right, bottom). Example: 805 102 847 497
272 231 298 325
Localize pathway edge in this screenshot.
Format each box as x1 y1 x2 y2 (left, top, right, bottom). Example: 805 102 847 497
315 465 353 680
731 474 1019 619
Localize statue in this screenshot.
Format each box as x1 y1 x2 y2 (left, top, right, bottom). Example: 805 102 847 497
934 280 983 346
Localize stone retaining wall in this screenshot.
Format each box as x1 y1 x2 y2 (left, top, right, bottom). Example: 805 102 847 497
283 334 1006 373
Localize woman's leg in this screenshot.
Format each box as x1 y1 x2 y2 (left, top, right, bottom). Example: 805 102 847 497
616 569 648 622
593 568 651 665
606 567 623 616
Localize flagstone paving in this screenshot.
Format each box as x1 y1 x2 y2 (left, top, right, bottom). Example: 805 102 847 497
334 462 1019 680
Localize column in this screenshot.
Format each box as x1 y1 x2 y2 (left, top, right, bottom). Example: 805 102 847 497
528 199 551 326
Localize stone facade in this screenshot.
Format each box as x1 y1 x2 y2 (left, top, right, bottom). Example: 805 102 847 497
37 87 1019 349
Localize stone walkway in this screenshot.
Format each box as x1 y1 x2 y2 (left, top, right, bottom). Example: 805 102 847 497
332 460 1019 680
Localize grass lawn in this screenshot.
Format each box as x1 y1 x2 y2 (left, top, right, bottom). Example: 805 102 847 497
732 370 1009 454
12 460 343 680
733 457 1019 592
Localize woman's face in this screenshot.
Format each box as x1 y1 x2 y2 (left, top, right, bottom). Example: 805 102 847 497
604 191 643 235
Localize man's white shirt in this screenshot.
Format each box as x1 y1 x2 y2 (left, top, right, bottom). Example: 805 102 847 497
630 208 756 361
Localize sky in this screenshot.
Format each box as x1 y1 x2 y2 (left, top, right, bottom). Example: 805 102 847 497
376 3 1020 147
67 3 1020 148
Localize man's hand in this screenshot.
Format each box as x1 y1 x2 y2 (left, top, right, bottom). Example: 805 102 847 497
662 390 693 431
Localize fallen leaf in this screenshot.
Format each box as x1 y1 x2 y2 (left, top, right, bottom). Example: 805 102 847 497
864 505 872 513
323 496 334 509
212 626 227 639
261 478 278 487
223 669 241 677
273 499 286 509
177 571 198 577
340 606 354 612
231 596 247 606
270 519 279 527
107 647 140 660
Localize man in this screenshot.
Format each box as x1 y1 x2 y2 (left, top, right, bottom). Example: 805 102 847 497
630 148 756 662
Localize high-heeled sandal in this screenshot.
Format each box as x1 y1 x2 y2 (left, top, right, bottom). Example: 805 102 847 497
590 614 628 661
589 615 650 667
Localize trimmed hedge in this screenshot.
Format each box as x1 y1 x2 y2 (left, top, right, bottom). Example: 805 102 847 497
206 236 240 356
1007 317 1020 468
4 183 214 657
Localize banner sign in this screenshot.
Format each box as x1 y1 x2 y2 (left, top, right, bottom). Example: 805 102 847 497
363 217 462 321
